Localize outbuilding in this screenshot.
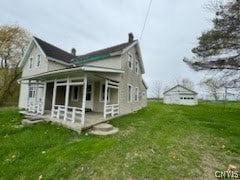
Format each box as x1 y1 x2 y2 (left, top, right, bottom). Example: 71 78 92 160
163 85 198 106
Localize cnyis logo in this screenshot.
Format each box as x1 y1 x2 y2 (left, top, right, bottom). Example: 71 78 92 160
215 165 239 179
215 170 239 179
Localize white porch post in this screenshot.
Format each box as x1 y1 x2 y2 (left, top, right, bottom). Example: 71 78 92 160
81 75 87 126
51 80 57 117
27 80 31 111
35 80 39 113
64 77 70 122
117 85 120 114
103 79 108 119
41 82 47 115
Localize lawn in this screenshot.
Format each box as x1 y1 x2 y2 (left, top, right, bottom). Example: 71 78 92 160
0 102 239 179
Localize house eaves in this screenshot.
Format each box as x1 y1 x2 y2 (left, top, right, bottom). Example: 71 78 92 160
72 51 121 65
18 65 124 81
163 84 198 95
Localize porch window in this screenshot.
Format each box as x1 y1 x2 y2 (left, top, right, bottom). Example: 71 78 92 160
29 57 33 69
135 87 139 102
128 84 133 102
29 86 36 98
36 54 41 67
71 86 79 101
100 84 110 102
128 53 133 70
86 84 92 101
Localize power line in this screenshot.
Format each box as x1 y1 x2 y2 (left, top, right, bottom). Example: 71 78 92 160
140 0 153 40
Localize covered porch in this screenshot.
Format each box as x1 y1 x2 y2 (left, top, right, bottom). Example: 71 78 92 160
19 66 123 129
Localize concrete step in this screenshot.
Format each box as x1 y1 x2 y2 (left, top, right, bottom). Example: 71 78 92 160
92 123 114 132
22 119 43 126
25 115 43 121
90 123 119 136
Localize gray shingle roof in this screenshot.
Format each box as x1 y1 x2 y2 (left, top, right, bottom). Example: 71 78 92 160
73 41 136 62
34 36 76 63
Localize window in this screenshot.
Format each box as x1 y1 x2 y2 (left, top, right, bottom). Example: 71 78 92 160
128 84 133 102
29 86 35 98
36 54 41 67
128 53 133 70
86 84 92 101
135 87 139 102
29 57 33 69
135 61 139 74
100 83 110 102
71 86 79 101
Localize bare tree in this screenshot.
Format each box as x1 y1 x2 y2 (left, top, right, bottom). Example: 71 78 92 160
180 78 194 90
201 78 221 101
0 24 30 105
151 81 162 100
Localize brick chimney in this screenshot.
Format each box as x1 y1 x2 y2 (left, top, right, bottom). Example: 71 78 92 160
71 48 76 56
128 32 134 43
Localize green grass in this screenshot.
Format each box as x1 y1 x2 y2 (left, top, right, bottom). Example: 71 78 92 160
0 102 239 179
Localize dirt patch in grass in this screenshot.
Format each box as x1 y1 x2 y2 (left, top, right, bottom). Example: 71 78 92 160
201 153 219 180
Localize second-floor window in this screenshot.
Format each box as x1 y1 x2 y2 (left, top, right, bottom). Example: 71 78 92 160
36 54 41 67
135 61 139 74
29 57 33 69
128 53 133 70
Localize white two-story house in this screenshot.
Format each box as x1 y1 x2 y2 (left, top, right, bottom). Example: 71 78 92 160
18 33 147 129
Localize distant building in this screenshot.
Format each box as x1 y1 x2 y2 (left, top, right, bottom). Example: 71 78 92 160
163 85 198 106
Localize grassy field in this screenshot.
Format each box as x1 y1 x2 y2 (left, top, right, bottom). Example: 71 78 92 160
0 102 239 179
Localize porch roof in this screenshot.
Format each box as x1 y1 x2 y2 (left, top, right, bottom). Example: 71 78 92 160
18 65 124 81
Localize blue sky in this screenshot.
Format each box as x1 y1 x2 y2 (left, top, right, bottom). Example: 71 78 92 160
0 0 214 97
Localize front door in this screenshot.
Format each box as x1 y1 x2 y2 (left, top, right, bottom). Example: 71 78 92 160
85 84 93 110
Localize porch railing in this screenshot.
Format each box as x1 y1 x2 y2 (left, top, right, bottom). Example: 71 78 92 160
105 104 119 117
27 102 44 115
51 105 83 123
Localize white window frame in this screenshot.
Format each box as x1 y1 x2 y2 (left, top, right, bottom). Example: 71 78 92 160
99 82 110 102
29 85 36 98
135 87 139 102
36 54 41 67
128 84 133 103
135 60 139 74
29 57 33 69
128 53 133 70
71 86 80 102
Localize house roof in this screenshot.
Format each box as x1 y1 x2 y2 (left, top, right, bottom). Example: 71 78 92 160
72 41 136 64
163 84 198 95
33 36 76 63
19 35 145 74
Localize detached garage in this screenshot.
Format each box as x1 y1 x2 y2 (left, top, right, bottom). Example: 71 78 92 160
163 85 198 106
